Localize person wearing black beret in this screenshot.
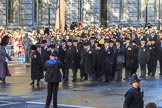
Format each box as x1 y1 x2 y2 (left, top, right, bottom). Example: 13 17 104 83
124 37 134 80
58 39 67 80
123 74 144 108
131 40 139 76
80 40 96 81
0 35 12 83
49 44 58 59
138 38 149 78
64 38 77 82
147 38 158 77
90 37 96 49
30 45 43 86
40 39 50 71
95 43 103 80
102 38 113 82
114 39 125 81
158 38 162 75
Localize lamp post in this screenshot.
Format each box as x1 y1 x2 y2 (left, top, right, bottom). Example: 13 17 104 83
145 0 149 27
48 0 51 29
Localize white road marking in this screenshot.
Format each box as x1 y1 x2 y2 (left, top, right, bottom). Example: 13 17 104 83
26 101 95 108
0 101 17 106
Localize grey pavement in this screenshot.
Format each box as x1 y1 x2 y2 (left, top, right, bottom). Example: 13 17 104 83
0 63 162 108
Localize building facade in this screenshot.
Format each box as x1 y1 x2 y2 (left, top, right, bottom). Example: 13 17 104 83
0 0 161 30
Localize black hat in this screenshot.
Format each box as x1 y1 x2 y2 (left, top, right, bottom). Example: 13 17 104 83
97 44 102 47
49 44 55 48
90 37 96 40
116 39 121 43
61 39 66 42
109 40 114 43
30 45 37 50
0 35 10 46
50 53 57 57
130 74 141 85
72 40 78 43
81 34 86 38
140 38 146 41
67 39 72 42
104 39 109 43
83 42 90 46
149 38 156 41
95 40 99 44
41 40 47 44
132 40 137 44
112 36 117 39
125 37 130 40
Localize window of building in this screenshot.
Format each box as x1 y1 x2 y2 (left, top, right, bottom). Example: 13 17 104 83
34 0 37 22
34 0 43 23
8 0 14 23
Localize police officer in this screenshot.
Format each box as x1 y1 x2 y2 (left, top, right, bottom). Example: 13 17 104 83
123 74 144 108
44 53 62 108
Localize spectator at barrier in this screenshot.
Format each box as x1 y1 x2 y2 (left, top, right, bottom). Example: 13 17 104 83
22 33 32 63
145 102 157 108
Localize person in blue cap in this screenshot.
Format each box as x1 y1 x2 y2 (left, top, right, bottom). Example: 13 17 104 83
123 74 144 108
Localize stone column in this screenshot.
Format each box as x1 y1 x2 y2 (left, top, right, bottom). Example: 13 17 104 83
55 0 66 30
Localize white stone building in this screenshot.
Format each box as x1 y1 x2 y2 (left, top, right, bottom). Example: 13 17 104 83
0 0 161 30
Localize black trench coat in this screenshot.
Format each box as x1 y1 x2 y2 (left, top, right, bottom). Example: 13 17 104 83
31 51 44 80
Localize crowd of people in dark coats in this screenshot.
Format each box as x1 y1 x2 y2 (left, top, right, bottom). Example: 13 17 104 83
1 24 162 83
29 25 162 83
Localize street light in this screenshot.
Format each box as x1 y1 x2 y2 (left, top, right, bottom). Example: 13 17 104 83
145 0 149 27
48 0 51 29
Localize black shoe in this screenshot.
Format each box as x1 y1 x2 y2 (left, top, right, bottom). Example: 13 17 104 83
36 82 40 86
72 79 76 82
30 82 34 85
123 78 128 80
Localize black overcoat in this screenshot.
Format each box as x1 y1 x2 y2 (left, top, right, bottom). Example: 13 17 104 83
31 51 44 80
64 45 76 68
102 46 113 74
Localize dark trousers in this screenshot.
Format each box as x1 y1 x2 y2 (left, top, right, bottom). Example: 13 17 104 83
131 68 137 76
61 67 66 80
114 69 122 81
160 60 162 75
64 67 76 81
125 68 131 79
45 82 59 108
24 49 30 63
80 65 87 80
140 64 146 77
148 61 157 76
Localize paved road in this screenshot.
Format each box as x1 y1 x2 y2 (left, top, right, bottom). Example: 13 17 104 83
0 63 162 108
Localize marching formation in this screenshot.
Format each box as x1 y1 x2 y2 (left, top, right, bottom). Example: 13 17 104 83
31 26 162 83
